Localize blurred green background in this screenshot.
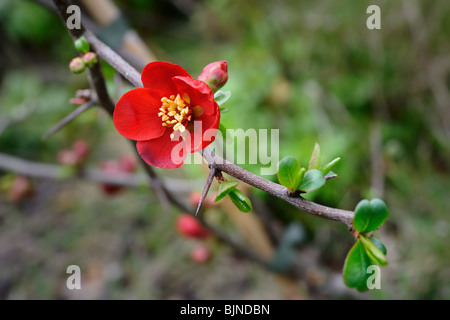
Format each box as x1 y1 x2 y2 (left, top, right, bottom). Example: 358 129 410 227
0 0 449 299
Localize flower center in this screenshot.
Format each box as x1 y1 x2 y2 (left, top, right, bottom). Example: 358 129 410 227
158 94 192 137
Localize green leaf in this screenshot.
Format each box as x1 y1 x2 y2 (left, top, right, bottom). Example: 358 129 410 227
74 36 90 54
353 198 389 233
343 240 371 292
214 90 232 106
228 189 252 212
298 169 325 193
277 156 303 192
360 235 388 266
215 181 238 203
308 142 321 170
320 157 341 175
369 237 387 255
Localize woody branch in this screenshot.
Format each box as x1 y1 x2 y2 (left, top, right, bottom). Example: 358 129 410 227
51 0 354 230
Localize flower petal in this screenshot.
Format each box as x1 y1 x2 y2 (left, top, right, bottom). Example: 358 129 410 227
142 61 191 94
186 107 221 153
172 76 216 115
136 129 187 169
113 88 166 141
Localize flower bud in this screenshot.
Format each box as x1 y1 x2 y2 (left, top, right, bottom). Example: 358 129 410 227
57 149 79 166
190 245 212 264
8 176 33 203
74 36 90 54
198 60 228 92
176 213 211 239
82 52 98 68
119 154 137 173
72 140 90 162
100 160 123 195
69 57 86 74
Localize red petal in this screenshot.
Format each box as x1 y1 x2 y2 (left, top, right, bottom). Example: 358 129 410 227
136 129 187 169
142 61 191 94
187 106 221 153
113 88 166 141
172 76 216 115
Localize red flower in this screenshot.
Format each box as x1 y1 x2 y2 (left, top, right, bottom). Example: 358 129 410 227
113 61 221 168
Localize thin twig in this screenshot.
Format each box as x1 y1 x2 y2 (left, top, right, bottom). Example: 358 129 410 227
42 100 96 139
0 152 202 193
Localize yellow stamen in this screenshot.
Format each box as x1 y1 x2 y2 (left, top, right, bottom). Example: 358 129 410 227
158 94 193 135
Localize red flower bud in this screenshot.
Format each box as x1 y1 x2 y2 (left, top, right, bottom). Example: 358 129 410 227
72 140 89 162
8 176 34 203
118 154 137 173
82 52 98 68
176 213 211 239
100 160 124 195
57 149 79 166
198 60 228 92
69 98 88 105
69 57 86 74
190 245 212 264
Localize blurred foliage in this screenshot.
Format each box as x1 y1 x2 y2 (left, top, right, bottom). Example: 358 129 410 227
0 0 449 299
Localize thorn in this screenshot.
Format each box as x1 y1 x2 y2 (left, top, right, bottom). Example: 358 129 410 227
196 165 216 216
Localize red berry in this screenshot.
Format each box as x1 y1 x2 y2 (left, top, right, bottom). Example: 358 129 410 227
190 245 212 264
176 214 211 239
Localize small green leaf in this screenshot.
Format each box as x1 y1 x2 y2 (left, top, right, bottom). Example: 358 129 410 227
353 198 389 233
277 156 302 192
298 169 325 193
215 181 238 203
343 240 371 292
308 142 321 170
369 237 387 255
320 157 341 175
74 36 90 54
214 90 232 106
228 189 252 212
360 235 388 267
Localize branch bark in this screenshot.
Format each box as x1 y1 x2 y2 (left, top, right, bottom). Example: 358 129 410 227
51 0 354 229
